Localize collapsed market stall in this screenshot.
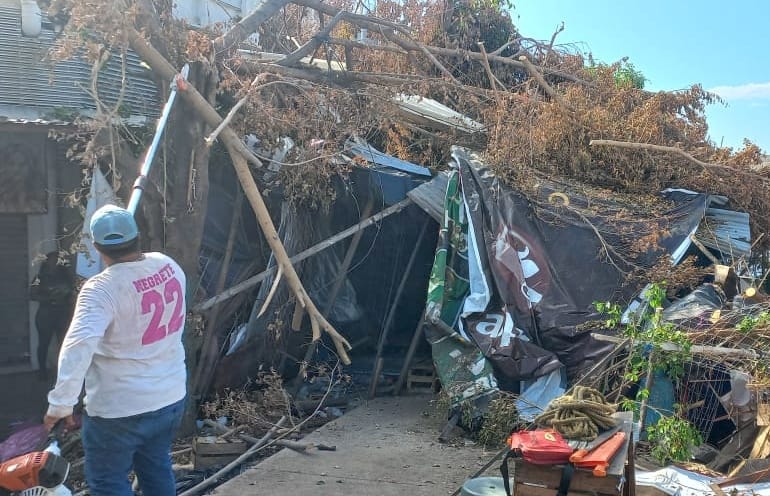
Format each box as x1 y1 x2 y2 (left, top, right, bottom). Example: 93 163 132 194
3 0 770 493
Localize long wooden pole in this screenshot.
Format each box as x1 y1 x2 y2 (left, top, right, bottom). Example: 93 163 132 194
589 139 769 182
193 197 412 312
126 28 262 168
126 28 352 363
229 150 352 363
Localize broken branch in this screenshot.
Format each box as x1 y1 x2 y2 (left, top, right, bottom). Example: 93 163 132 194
226 149 352 363
544 22 565 63
126 27 264 168
476 42 506 95
278 11 346 67
291 299 305 331
205 74 274 145
237 59 420 87
490 38 517 56
415 41 458 83
589 139 770 181
257 265 283 318
212 0 291 57
518 55 571 110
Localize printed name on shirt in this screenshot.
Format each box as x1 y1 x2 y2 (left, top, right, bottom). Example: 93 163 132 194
132 264 176 293
132 264 185 346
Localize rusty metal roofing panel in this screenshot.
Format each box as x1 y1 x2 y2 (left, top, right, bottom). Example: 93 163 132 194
0 5 158 120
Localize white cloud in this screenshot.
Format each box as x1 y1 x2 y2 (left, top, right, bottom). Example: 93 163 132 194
708 82 770 101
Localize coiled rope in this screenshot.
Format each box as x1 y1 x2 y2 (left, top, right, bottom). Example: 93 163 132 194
534 386 617 441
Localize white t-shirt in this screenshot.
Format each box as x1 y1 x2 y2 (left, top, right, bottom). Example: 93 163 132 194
47 252 187 419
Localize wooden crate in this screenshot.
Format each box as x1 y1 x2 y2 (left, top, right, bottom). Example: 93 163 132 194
511 460 625 496
511 412 634 496
192 436 248 470
407 364 437 393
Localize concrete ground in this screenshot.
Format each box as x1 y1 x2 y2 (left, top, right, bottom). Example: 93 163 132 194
212 395 496 496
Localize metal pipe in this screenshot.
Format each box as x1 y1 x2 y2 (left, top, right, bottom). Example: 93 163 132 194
127 64 190 214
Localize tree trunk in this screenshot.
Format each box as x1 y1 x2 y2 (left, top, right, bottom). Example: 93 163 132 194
130 60 217 432
157 62 216 280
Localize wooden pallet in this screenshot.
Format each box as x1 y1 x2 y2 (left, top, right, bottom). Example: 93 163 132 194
192 436 248 470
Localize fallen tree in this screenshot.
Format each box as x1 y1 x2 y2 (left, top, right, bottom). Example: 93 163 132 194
49 0 769 405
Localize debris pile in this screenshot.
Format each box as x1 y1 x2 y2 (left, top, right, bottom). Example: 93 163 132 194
4 0 770 493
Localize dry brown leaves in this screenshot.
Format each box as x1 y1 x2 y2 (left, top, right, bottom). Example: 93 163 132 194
482 65 770 248
201 370 290 432
627 256 711 297
50 0 770 244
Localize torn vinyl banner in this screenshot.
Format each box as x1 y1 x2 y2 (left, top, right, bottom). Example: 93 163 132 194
426 147 718 390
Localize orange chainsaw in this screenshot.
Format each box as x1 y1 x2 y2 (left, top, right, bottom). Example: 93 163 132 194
0 422 71 496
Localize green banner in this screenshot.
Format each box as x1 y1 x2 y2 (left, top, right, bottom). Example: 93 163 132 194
424 170 498 409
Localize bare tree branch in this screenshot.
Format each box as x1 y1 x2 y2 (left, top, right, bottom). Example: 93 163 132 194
206 76 304 145
236 59 422 87
544 21 564 64
490 38 517 56
477 42 506 94
327 36 404 54
213 0 292 57
589 139 770 181
518 55 572 110
205 73 269 145
278 11 346 66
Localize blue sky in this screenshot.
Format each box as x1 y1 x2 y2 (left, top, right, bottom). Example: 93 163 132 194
512 0 770 152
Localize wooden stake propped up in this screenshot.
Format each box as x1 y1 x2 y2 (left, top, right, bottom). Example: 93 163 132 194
126 27 352 364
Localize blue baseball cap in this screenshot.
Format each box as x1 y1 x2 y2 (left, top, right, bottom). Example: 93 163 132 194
90 204 139 246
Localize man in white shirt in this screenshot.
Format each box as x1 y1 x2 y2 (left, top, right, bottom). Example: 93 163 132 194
43 204 187 496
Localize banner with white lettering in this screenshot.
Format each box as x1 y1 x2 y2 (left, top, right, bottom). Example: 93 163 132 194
436 148 711 385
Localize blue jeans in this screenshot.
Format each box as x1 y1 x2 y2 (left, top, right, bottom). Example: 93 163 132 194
82 398 184 496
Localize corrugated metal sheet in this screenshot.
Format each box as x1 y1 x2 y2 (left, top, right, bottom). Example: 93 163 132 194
695 207 752 259
0 5 159 120
347 139 431 176
407 172 449 223
393 94 486 135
